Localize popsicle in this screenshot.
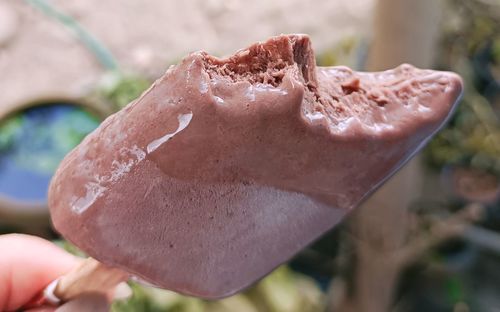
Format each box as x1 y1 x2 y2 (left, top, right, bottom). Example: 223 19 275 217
48 34 462 300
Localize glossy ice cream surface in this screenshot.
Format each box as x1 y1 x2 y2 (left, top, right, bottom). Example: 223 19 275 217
49 34 463 298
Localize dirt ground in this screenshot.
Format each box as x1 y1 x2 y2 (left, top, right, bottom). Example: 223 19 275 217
0 0 374 118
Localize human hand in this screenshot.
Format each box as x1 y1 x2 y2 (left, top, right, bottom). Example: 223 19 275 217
0 234 110 312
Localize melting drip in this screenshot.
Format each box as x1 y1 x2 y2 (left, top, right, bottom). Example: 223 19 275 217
147 112 193 153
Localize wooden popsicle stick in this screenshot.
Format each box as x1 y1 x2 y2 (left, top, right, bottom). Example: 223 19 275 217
48 257 129 303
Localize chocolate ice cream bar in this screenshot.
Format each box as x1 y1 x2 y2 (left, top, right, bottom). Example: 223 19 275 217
49 34 462 298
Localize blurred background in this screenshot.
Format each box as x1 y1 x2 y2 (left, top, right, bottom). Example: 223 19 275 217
0 0 499 311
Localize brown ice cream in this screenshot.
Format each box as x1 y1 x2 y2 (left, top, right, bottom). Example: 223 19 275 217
49 34 462 298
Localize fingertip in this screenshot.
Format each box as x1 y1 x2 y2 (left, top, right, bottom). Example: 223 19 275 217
0 234 80 311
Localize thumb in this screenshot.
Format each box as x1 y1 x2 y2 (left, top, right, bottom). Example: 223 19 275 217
0 234 78 311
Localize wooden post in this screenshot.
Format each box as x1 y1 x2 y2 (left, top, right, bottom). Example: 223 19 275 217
331 1 444 311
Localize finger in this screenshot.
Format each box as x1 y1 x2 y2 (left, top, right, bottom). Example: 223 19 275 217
0 234 79 311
